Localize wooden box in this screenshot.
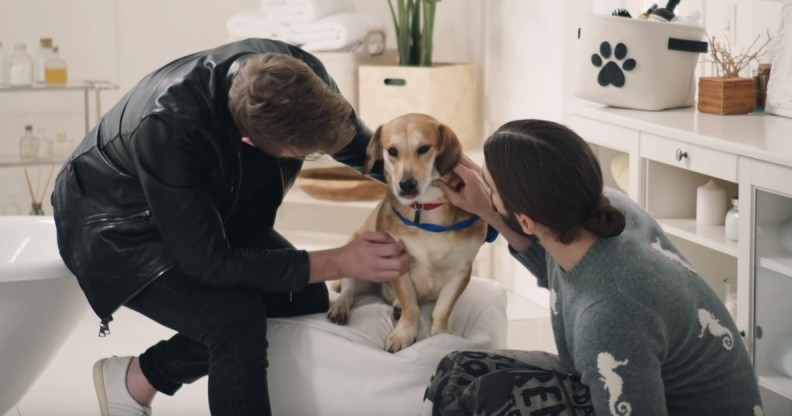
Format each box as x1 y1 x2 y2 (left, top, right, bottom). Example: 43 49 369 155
358 62 481 149
698 77 756 115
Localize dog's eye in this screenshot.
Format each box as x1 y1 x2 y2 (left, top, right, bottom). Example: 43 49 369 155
417 145 431 155
387 147 398 157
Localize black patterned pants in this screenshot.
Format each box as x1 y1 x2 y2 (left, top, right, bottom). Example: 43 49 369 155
421 350 595 416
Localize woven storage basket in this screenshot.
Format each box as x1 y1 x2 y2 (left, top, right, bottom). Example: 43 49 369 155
297 166 386 202
698 77 756 115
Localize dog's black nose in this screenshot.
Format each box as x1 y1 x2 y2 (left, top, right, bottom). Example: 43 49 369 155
399 178 418 194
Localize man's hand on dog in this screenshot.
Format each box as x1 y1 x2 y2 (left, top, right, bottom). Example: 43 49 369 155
339 232 409 282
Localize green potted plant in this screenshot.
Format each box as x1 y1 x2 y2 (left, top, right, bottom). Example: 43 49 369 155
387 0 440 66
358 0 481 149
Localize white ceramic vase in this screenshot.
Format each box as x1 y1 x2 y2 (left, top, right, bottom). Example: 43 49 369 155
696 179 727 226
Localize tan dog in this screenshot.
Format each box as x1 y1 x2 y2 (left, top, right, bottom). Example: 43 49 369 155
326 113 490 353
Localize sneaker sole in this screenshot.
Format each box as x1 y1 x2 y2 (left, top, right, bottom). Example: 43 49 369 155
92 358 111 416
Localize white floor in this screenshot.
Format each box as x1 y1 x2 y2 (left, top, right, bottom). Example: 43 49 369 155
3 289 553 416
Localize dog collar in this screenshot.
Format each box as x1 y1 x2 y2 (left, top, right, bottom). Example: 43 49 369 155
409 202 445 211
391 206 499 243
409 202 445 223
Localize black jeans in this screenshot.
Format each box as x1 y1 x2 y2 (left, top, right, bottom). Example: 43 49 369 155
125 229 329 415
124 144 326 415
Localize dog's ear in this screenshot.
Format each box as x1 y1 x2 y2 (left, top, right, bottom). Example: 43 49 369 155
362 125 384 175
435 124 462 175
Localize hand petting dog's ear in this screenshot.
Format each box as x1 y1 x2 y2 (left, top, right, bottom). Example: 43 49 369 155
433 161 492 219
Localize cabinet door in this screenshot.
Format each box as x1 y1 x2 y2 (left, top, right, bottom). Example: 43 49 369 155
739 158 792 409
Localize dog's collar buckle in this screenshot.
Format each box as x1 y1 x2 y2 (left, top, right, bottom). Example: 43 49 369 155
409 202 444 224
409 202 445 211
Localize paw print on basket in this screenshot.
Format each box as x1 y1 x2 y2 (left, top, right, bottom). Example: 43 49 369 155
591 41 637 88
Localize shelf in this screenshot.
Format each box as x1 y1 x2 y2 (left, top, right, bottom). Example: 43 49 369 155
656 218 739 257
0 155 66 167
757 249 792 278
0 80 117 93
760 373 792 401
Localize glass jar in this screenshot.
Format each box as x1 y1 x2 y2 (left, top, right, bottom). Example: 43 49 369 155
9 43 33 87
36 37 55 84
52 131 74 160
723 276 737 321
19 124 40 160
0 42 9 86
44 46 67 85
36 128 53 160
725 197 739 242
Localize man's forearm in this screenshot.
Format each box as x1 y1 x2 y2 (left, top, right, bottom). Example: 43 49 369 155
307 248 343 284
481 211 533 253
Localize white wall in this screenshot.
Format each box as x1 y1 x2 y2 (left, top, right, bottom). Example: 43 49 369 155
0 0 785 215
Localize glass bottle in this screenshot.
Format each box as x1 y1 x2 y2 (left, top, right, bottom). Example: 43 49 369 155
2 195 21 215
725 197 739 242
36 128 53 160
723 277 737 321
0 42 9 87
9 43 34 87
44 46 67 85
36 37 55 85
648 0 680 22
52 130 74 160
19 124 40 160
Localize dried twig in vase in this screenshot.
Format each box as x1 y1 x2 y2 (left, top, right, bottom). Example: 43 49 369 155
23 167 55 216
706 31 773 78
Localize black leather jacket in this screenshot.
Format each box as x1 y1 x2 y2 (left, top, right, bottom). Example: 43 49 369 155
51 39 374 324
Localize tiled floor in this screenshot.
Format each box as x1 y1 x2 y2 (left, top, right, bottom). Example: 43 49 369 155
3 289 552 416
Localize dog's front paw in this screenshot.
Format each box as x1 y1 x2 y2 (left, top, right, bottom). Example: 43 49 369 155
326 300 351 325
430 323 451 336
386 323 417 353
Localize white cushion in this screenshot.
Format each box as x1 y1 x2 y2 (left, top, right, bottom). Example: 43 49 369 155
267 276 507 416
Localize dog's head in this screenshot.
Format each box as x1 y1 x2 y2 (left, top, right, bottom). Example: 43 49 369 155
362 113 462 205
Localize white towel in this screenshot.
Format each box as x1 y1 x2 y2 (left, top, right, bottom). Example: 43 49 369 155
226 11 293 42
264 0 349 24
289 12 381 52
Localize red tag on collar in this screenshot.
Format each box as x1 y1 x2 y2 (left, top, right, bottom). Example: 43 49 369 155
409 202 445 211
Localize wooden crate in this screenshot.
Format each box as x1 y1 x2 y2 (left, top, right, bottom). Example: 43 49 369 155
698 77 756 115
358 63 480 149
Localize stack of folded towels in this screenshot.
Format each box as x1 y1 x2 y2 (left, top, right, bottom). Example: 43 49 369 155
227 0 384 53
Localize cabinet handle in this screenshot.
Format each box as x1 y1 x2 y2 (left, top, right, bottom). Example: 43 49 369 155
675 149 688 162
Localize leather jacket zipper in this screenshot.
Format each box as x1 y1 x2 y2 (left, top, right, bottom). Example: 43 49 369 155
85 209 151 226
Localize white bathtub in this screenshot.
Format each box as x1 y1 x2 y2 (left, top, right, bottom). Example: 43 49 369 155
0 216 86 415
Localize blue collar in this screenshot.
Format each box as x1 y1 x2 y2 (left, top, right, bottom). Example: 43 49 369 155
391 206 499 243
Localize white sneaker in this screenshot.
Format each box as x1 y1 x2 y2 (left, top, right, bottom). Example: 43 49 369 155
92 356 152 416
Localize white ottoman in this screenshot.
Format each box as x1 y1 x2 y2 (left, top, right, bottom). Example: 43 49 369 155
266 277 507 416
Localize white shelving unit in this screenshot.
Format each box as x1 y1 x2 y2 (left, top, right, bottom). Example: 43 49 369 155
0 80 117 135
565 100 792 414
0 81 118 215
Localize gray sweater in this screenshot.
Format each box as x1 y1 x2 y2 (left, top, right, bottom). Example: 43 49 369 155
511 188 762 416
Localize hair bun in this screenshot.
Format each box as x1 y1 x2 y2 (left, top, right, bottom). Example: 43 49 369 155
583 196 626 237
